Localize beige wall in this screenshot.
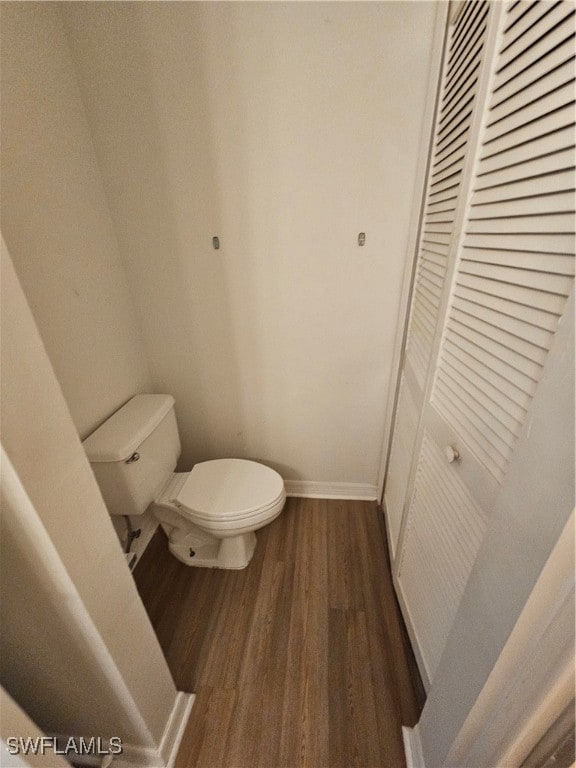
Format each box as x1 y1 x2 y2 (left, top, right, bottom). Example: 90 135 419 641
61 2 437 490
0 3 151 441
0 240 178 750
1 688 69 768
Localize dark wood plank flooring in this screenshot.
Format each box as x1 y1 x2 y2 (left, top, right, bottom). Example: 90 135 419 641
134 498 424 768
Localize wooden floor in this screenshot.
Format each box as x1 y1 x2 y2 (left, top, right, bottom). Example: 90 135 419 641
134 498 425 768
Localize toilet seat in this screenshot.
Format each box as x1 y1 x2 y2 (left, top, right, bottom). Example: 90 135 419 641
187 491 285 522
174 458 285 521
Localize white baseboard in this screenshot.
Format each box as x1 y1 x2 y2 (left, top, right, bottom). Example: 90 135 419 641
112 692 195 768
159 692 195 767
284 480 378 501
403 725 425 768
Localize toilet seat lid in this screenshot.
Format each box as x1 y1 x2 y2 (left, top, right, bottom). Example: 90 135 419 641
176 459 285 518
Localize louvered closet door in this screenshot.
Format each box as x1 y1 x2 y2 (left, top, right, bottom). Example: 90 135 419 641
391 0 576 688
385 0 492 556
431 0 576 485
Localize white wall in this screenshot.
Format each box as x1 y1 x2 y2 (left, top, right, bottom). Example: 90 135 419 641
0 3 151 441
61 2 438 491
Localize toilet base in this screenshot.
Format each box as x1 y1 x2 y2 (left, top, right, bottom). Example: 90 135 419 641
167 529 257 569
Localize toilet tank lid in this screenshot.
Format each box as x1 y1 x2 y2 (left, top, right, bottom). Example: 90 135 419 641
83 394 175 463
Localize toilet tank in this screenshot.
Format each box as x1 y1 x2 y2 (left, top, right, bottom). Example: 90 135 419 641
83 394 181 517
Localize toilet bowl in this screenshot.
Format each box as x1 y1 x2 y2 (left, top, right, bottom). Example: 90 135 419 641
153 459 286 568
82 394 286 569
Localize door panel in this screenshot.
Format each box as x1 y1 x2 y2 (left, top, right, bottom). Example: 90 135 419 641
386 0 576 688
397 430 489 680
385 0 492 556
404 0 491 392
430 0 576 486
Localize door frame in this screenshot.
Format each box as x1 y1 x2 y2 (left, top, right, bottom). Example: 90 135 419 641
376 0 449 504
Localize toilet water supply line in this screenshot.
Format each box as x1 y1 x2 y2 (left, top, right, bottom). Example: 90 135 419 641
122 515 140 554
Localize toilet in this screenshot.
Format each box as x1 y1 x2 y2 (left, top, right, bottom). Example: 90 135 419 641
83 394 286 569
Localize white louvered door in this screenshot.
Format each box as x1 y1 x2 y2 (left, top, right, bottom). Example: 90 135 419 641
386 0 576 688
385 0 494 556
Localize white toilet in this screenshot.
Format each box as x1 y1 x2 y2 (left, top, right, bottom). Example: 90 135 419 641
83 394 286 569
